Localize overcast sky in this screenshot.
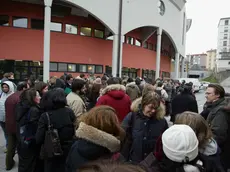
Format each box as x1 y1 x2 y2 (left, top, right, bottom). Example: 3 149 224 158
186 0 230 54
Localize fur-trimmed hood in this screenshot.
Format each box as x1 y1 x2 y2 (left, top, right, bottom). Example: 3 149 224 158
101 84 126 95
75 122 120 153
131 97 165 119
126 82 136 87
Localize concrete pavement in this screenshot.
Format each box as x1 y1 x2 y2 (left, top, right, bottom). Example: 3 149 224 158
0 128 18 172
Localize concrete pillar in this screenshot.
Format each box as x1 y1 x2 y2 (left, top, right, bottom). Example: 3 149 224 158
175 52 180 78
155 28 162 79
112 34 123 77
43 0 53 83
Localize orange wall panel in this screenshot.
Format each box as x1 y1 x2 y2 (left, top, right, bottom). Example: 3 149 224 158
123 44 156 70
0 27 43 61
0 27 170 72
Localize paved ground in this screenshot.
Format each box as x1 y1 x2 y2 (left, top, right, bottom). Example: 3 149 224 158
0 129 18 172
0 87 229 171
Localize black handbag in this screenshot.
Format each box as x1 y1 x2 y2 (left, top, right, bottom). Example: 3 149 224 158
41 112 63 158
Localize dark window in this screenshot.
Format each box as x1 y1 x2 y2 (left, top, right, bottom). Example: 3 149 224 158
143 42 148 48
50 22 62 32
94 29 104 38
58 63 67 71
65 24 77 34
223 41 227 46
30 61 42 66
148 43 153 50
95 65 103 73
105 66 112 75
31 19 44 30
67 64 76 72
0 15 9 26
225 20 229 25
224 29 228 32
80 27 91 36
126 36 134 44
135 39 141 46
228 62 230 65
14 61 28 66
79 65 87 72
142 69 155 80
87 65 95 73
50 63 58 71
13 17 28 28
122 67 137 78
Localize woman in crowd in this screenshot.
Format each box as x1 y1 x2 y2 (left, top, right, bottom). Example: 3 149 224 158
36 88 76 172
121 91 168 163
35 81 48 97
174 111 224 172
87 78 102 110
0 81 15 152
16 88 43 172
66 105 125 172
141 125 205 172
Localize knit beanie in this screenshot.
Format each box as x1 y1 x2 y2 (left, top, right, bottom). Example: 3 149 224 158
162 124 199 163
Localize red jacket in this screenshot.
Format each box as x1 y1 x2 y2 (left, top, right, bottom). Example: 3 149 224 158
5 91 22 134
96 84 131 122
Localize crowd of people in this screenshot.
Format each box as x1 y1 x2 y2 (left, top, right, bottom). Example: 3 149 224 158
0 72 230 172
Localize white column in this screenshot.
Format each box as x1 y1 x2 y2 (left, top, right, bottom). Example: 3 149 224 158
112 35 118 77
119 36 123 77
112 34 123 77
155 28 162 79
175 52 180 78
43 0 53 83
181 57 185 77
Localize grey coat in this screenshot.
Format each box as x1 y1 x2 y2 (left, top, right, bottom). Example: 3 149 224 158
206 98 228 146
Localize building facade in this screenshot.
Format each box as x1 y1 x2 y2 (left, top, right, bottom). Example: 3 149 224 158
187 54 207 70
0 0 189 81
206 49 216 71
217 17 230 72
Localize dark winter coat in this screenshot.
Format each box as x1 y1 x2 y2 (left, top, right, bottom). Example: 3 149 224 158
5 91 22 134
96 84 131 122
121 98 168 163
206 98 230 170
36 107 75 172
65 122 121 172
171 92 198 123
16 102 43 172
200 102 212 120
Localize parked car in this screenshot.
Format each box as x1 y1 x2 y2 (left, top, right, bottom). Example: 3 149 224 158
200 81 210 89
178 78 202 93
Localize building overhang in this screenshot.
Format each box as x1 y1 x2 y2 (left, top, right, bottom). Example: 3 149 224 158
186 19 192 32
169 0 186 11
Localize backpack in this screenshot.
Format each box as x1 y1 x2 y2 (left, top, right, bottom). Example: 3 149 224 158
155 90 165 104
19 110 35 148
40 112 63 159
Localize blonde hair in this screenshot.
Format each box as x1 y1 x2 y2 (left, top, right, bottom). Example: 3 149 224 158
174 111 212 148
79 106 125 141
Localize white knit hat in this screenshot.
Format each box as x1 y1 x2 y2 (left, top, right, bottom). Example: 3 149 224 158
162 124 199 163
